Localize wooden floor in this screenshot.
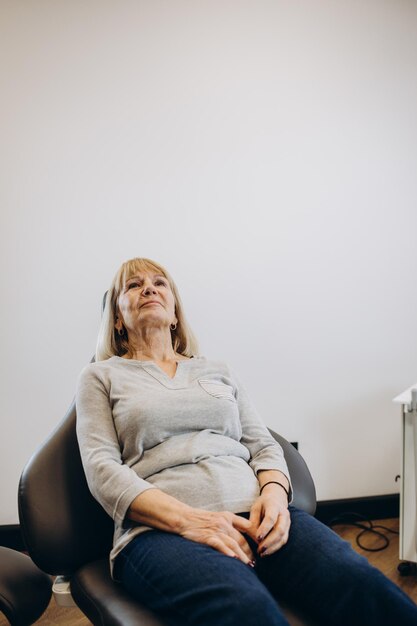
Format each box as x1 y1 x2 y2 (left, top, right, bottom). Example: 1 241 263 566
1 518 416 625
333 517 417 604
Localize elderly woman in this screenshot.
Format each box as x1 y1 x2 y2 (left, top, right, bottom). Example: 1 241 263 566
76 257 417 626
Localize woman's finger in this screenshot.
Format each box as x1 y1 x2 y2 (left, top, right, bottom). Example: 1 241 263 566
231 529 256 561
222 533 255 564
256 509 279 542
249 500 262 533
258 511 291 556
226 522 255 561
260 525 290 556
230 512 252 533
230 513 258 544
206 533 255 566
213 513 255 561
206 534 240 559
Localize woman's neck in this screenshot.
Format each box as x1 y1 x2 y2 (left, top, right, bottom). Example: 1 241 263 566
128 349 178 363
125 329 178 362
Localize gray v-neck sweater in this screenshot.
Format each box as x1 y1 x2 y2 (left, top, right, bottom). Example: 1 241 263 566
75 355 291 578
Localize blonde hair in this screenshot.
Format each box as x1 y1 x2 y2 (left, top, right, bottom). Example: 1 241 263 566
96 257 199 361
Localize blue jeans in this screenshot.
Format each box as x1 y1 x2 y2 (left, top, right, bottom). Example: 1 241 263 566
114 506 417 626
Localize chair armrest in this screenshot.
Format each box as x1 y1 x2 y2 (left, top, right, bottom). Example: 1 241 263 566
0 546 51 625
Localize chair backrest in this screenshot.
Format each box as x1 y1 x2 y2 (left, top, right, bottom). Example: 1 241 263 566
18 398 316 577
268 429 316 515
18 400 113 576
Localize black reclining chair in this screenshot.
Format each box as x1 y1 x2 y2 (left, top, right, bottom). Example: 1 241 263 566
17 397 316 626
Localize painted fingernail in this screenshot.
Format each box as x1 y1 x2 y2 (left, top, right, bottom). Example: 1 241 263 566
257 534 264 541
248 560 256 568
260 546 267 555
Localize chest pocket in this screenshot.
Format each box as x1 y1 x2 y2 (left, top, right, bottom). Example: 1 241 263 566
198 379 236 402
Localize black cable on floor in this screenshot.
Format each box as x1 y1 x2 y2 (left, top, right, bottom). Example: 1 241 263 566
328 512 399 552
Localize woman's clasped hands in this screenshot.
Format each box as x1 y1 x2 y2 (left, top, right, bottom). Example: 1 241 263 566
178 486 290 566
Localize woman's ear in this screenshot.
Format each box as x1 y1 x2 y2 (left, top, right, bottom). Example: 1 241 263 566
115 316 123 332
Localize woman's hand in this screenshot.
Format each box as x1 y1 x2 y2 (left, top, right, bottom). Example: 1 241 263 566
249 484 291 557
128 489 257 565
178 508 256 566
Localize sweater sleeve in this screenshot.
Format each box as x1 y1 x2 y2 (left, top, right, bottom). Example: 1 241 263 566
75 364 157 525
228 365 293 502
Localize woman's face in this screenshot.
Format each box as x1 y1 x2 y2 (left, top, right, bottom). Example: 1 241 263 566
116 270 177 335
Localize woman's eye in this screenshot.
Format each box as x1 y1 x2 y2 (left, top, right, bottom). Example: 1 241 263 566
126 279 166 290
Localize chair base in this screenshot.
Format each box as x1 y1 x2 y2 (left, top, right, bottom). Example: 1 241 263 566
52 576 77 607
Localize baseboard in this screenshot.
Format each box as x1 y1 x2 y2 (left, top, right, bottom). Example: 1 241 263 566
0 494 399 551
315 494 399 525
0 524 25 552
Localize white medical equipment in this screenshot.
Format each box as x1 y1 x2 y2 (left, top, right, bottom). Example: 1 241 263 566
393 386 417 574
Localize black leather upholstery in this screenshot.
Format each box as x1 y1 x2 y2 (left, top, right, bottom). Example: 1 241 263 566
268 430 316 515
18 400 113 575
71 559 163 626
18 392 317 625
0 546 51 625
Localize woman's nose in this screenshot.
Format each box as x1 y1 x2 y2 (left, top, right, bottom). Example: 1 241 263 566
143 284 157 295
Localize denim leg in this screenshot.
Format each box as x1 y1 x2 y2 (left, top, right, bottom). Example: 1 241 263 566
115 530 289 626
243 506 417 626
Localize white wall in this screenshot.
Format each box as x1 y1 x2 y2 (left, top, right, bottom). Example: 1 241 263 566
1 0 417 525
